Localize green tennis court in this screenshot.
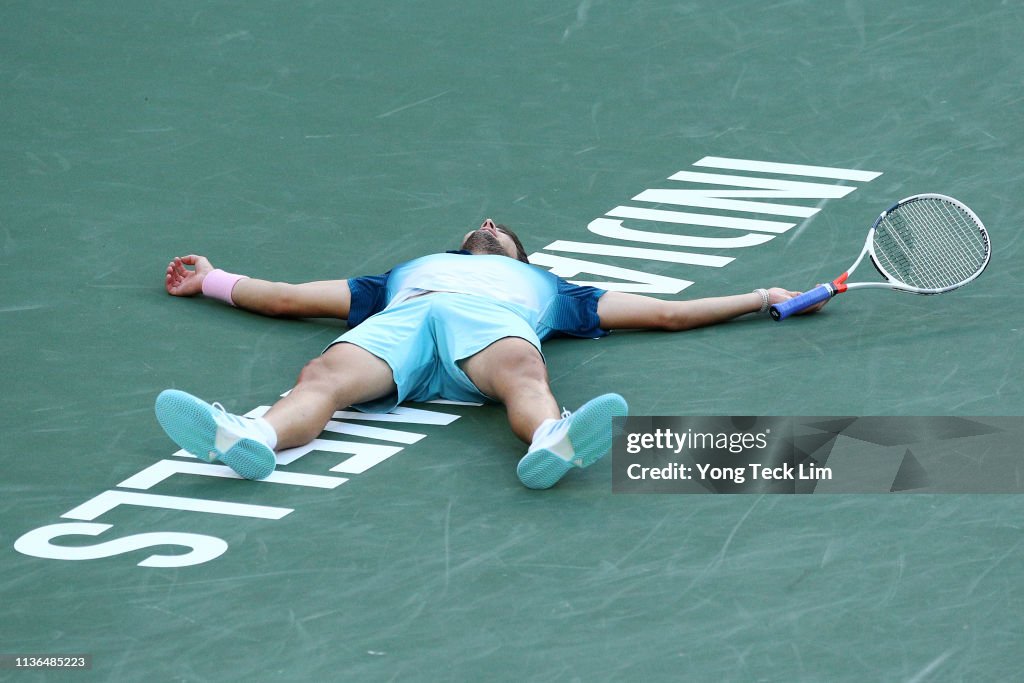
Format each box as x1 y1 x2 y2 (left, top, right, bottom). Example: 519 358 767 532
3 1 1022 680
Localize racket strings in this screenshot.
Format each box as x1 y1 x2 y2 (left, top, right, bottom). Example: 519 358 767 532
873 198 988 290
887 207 972 284
878 219 971 288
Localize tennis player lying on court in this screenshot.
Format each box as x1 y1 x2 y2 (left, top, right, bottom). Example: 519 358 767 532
156 219 818 489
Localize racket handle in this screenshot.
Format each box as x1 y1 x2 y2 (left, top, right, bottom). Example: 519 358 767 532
769 284 835 321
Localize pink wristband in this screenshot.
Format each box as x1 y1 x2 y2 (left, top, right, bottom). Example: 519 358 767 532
201 269 248 306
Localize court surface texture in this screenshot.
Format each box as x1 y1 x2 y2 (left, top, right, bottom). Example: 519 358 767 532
2 1 1023 681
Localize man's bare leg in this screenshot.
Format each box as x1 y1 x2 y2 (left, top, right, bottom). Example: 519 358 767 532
155 342 395 480
459 337 560 443
460 336 628 489
264 342 396 449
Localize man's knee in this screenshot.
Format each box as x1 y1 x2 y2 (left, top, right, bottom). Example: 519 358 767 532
295 343 396 404
297 355 336 387
509 348 547 382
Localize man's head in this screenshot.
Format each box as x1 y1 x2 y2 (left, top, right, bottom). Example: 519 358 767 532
460 219 529 263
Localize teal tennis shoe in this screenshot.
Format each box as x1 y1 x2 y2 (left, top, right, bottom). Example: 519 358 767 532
516 393 628 490
155 389 276 481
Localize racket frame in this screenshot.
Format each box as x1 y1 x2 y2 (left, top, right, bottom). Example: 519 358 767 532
770 193 991 320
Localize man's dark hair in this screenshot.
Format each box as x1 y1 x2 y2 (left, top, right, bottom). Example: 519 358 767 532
496 224 530 264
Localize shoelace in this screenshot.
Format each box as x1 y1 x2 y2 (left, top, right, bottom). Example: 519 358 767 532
560 407 571 420
212 402 245 428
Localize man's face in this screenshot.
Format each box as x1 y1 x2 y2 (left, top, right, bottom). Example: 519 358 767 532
461 219 520 259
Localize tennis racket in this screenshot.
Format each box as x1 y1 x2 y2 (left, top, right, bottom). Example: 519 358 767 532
770 193 991 321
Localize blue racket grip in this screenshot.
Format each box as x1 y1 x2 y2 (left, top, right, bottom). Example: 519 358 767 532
769 284 835 321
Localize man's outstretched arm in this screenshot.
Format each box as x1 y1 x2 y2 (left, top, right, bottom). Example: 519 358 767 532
165 254 351 319
596 288 816 332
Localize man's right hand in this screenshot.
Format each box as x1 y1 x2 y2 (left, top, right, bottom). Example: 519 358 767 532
165 254 214 297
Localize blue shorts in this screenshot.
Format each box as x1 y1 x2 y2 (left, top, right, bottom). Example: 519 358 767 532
327 292 543 413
